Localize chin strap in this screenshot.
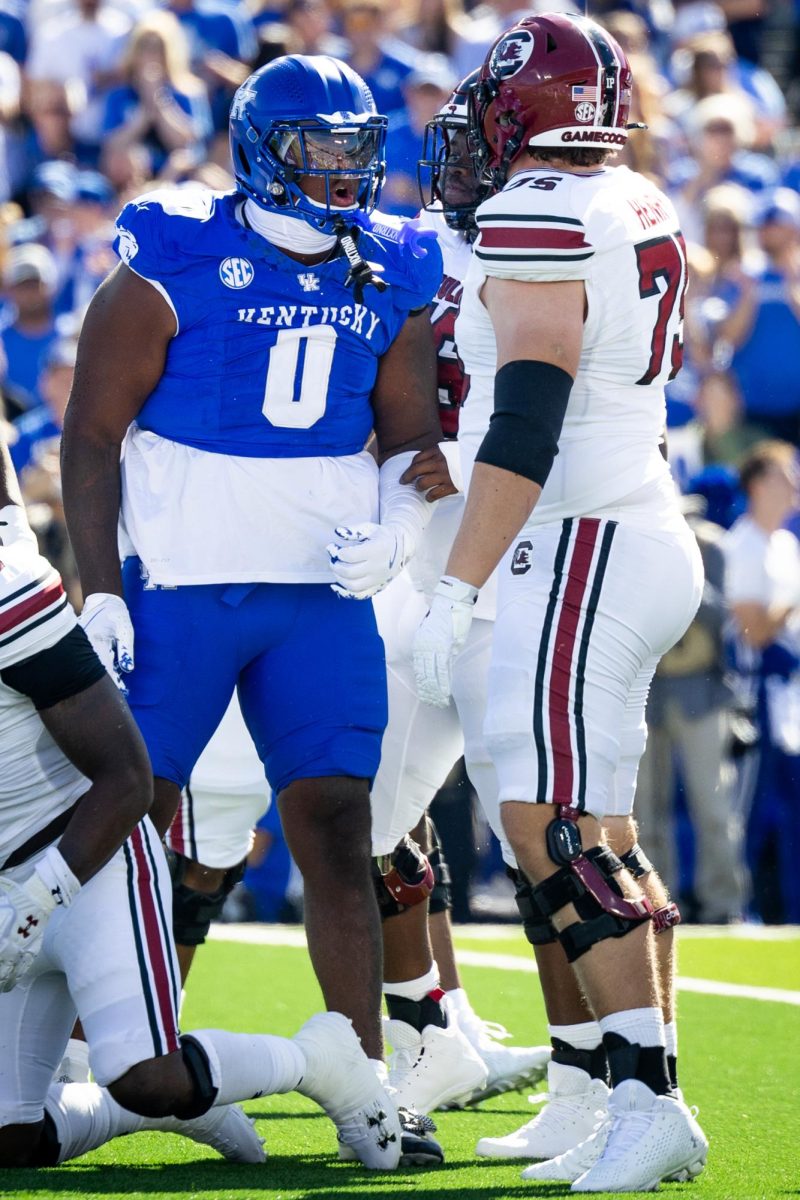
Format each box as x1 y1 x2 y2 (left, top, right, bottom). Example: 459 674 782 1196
334 217 388 304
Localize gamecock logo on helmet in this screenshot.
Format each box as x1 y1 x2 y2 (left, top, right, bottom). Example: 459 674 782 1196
490 28 534 79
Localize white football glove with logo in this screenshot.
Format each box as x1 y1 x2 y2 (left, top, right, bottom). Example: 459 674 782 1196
326 451 438 600
413 576 478 708
326 523 408 600
80 593 135 692
0 846 80 992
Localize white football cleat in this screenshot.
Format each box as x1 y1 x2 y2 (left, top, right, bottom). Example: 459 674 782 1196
294 1012 401 1170
385 1018 488 1114
571 1079 708 1193
444 995 549 1106
521 1115 610 1181
160 1103 266 1163
475 1062 609 1160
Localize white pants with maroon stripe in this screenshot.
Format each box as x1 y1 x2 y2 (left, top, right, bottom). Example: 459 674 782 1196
485 516 703 821
167 695 270 870
0 817 180 1126
371 572 514 863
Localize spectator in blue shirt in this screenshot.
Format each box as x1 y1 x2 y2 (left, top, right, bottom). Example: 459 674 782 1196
716 190 800 446
101 11 212 189
9 338 76 474
668 94 779 245
381 55 454 216
0 243 59 415
167 0 257 132
341 0 424 118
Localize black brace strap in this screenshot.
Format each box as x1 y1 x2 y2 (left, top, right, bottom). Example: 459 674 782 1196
427 819 452 916
620 842 655 878
179 1036 218 1118
168 851 247 947
507 865 557 945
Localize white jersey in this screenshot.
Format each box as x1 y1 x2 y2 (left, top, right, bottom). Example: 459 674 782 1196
0 545 88 865
456 164 687 531
405 208 498 619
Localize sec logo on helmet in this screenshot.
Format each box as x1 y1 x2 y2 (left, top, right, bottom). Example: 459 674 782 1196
490 28 534 79
219 257 254 289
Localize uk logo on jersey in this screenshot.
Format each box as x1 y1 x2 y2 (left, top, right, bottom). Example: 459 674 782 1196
297 272 320 292
220 257 254 289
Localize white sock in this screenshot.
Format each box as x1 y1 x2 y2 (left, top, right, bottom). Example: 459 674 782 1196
599 1007 665 1049
54 1038 91 1085
382 962 440 1002
45 1083 147 1163
444 986 472 1017
664 1020 678 1059
186 1030 304 1106
549 1021 602 1050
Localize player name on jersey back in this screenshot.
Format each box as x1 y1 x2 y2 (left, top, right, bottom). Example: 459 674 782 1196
457 165 686 531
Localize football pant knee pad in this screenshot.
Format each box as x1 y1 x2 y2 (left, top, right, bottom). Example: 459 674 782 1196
506 865 557 945
533 808 654 962
620 842 682 934
373 834 434 919
168 851 247 947
426 818 452 916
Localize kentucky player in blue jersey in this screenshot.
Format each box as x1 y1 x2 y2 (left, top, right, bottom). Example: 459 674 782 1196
60 55 454 1161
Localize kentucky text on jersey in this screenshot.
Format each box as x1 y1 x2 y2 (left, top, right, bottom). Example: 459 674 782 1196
236 303 382 340
112 186 442 458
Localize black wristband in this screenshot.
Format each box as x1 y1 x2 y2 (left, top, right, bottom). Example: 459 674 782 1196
475 359 573 487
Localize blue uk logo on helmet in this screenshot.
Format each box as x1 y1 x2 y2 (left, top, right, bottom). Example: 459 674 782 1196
229 55 388 234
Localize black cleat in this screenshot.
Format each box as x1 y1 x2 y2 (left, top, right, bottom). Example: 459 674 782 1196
398 1107 445 1167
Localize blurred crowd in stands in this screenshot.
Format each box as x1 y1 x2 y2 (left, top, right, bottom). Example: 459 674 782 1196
1 0 799 925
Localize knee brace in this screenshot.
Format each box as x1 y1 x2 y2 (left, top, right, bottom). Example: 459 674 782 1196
620 843 682 934
533 808 654 962
507 865 557 945
178 1035 218 1119
373 835 434 919
168 851 247 947
426 818 452 916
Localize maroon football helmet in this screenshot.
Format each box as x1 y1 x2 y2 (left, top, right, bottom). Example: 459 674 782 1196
469 13 633 186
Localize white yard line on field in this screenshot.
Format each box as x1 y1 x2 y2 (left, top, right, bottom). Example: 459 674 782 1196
208 924 800 1006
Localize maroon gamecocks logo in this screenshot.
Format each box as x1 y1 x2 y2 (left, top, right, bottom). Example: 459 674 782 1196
511 540 533 575
490 28 534 79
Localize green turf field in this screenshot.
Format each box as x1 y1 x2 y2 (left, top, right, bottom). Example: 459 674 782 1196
2 924 797 1200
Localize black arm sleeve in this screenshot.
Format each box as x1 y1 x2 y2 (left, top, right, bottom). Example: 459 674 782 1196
1 625 106 710
475 359 573 487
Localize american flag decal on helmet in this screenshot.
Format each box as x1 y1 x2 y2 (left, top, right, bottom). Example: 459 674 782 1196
571 85 598 101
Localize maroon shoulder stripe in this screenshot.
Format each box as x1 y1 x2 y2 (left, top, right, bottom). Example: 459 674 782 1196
479 227 591 251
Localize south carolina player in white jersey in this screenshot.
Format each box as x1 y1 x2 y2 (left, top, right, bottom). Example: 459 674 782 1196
413 15 708 1192
0 447 408 1172
370 73 549 1116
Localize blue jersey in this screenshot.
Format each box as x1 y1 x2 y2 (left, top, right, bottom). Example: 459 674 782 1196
114 188 443 458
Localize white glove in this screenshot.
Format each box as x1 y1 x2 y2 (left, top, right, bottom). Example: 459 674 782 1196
413 575 478 708
79 593 135 691
0 504 38 551
0 846 80 992
326 524 408 600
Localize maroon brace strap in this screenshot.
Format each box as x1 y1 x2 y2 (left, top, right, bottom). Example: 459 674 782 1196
559 804 654 922
382 858 435 908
